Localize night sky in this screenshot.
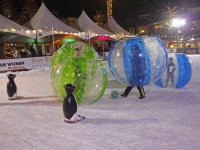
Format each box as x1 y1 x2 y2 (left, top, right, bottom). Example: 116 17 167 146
36 0 200 19
13 0 200 22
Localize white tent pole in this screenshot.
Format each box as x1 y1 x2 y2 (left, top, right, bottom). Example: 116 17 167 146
35 30 38 56
103 41 105 60
88 30 90 45
51 27 55 54
86 27 88 43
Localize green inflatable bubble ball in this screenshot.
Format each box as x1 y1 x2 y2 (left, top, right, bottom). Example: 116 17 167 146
51 41 99 67
51 41 108 105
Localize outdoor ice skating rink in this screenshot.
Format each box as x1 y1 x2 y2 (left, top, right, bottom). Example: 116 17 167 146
0 55 200 150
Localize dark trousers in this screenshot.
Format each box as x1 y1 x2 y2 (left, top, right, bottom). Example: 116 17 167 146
124 86 146 98
166 72 174 86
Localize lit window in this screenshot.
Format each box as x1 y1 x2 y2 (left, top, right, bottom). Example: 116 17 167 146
3 8 11 17
28 9 36 18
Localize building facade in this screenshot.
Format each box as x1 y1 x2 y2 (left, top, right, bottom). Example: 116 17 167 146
0 0 17 21
19 0 39 25
127 7 200 54
0 0 39 25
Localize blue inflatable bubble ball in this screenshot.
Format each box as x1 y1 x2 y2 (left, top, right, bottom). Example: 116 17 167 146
108 35 168 87
110 90 119 99
154 53 192 89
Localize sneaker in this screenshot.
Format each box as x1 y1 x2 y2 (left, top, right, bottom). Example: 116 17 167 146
120 93 128 97
138 96 143 99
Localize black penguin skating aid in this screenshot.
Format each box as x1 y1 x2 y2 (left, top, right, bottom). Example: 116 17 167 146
63 84 85 123
7 74 23 100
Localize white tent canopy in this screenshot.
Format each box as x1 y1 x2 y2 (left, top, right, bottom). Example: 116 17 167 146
23 3 82 38
0 14 36 39
72 10 114 39
103 16 134 38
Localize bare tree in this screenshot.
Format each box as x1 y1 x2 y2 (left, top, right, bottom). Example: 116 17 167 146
150 0 183 30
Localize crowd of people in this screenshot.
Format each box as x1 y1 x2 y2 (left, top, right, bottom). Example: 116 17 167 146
13 45 43 58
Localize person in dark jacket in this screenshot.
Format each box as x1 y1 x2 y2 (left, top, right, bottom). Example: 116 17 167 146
29 45 36 57
165 57 176 87
20 49 27 58
120 44 146 99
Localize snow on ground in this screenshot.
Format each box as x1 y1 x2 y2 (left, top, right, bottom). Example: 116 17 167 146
0 55 200 150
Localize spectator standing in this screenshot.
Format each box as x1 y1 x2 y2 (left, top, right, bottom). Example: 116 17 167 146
13 50 21 58
26 49 32 57
29 45 36 57
20 49 27 58
38 48 43 57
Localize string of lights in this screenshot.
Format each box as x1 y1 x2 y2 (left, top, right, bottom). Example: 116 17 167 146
151 1 184 30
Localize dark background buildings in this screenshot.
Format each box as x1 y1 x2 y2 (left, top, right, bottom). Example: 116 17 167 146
7 0 200 27
1 0 200 55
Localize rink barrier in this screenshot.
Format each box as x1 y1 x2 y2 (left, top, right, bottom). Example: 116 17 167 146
0 56 52 72
0 56 111 74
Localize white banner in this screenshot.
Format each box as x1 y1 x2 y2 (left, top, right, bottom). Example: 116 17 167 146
31 56 52 69
0 55 105 72
0 56 52 71
0 58 32 71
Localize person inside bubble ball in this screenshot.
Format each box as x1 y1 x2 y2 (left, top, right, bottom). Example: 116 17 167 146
74 48 83 57
165 57 176 87
73 47 86 99
121 44 146 99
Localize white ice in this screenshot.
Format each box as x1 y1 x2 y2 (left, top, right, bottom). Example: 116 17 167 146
0 55 200 150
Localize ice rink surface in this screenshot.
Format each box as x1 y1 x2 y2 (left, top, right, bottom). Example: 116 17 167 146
0 55 200 150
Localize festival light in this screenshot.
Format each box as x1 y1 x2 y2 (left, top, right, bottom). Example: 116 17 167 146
172 18 186 48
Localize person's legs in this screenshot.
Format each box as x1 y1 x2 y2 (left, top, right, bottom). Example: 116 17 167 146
171 73 174 85
121 86 133 97
137 86 146 99
165 73 170 87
